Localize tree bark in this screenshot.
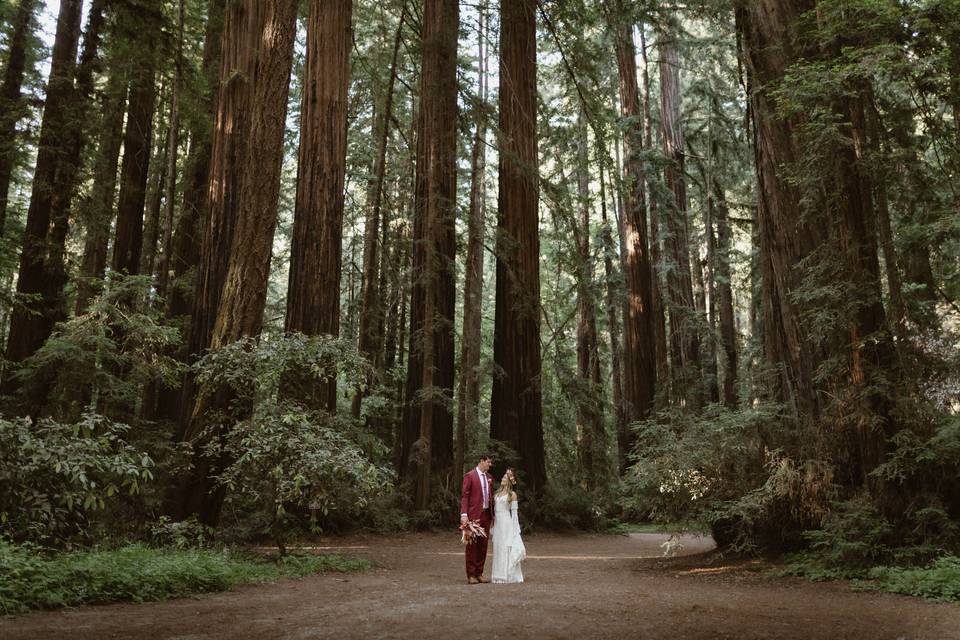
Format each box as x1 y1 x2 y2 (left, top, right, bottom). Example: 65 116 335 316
575 109 604 489
456 0 488 479
737 1 895 492
3 0 103 380
176 0 266 440
404 0 459 507
284 0 354 411
0 0 38 234
353 3 405 418
490 0 546 494
712 180 738 408
658 28 701 408
639 25 670 394
76 71 127 314
156 0 186 304
166 0 226 323
140 112 168 278
180 0 298 525
612 18 656 470
599 161 626 466
111 45 158 276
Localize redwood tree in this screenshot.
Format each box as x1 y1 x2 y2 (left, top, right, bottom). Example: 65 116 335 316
180 0 298 524
0 0 38 234
402 0 459 508
490 0 546 494
612 17 656 469
111 27 158 276
3 0 104 383
456 0 489 477
285 0 354 411
658 28 701 406
737 0 896 497
353 5 406 418
176 0 266 438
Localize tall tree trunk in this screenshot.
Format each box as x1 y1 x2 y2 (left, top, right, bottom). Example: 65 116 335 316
285 0 354 412
456 0 488 478
612 17 656 470
490 0 545 494
737 1 895 493
658 28 701 408
141 113 168 278
599 161 626 464
76 71 127 314
181 0 298 525
3 0 104 381
166 0 226 323
176 0 266 440
156 0 186 304
712 180 738 408
353 3 405 417
404 0 458 508
0 0 38 234
111 49 158 276
156 0 225 426
639 25 669 394
575 109 604 489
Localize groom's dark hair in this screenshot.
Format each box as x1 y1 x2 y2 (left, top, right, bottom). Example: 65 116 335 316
478 452 492 462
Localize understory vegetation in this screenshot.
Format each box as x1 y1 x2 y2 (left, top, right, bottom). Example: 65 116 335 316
0 0 958 612
0 541 368 614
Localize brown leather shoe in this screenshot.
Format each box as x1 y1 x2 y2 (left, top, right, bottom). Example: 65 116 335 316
467 576 479 584
476 576 490 583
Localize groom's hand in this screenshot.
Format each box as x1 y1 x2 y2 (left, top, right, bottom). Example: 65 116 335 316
460 514 468 525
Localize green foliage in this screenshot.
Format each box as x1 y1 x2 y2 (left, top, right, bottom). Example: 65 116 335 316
802 498 895 567
0 541 368 614
535 484 608 531
193 334 392 546
622 403 822 549
149 516 215 549
0 413 154 545
856 556 960 603
782 553 960 603
9 273 182 422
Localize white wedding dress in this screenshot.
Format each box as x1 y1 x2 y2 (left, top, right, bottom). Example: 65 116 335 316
490 493 525 583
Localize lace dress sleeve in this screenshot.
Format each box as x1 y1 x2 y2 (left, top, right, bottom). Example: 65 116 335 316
508 499 526 568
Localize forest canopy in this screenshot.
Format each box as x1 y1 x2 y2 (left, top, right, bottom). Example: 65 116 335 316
0 0 958 565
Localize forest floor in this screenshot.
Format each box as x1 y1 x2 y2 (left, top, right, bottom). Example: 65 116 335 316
2 531 958 639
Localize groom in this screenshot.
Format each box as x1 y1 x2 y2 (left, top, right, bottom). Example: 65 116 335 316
460 453 494 584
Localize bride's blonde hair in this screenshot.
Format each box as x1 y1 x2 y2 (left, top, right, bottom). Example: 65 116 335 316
496 468 518 501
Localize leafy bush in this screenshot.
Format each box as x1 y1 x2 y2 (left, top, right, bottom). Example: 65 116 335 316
0 541 369 614
8 273 182 422
802 498 895 567
621 402 824 549
209 402 392 549
0 413 154 545
856 556 960 602
191 334 392 548
149 516 215 549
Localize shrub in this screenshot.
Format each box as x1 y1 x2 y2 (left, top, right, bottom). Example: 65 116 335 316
0 413 154 545
0 541 369 614
857 556 960 602
192 334 393 548
8 273 182 423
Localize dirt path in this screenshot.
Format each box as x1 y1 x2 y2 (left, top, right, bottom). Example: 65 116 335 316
2 531 958 639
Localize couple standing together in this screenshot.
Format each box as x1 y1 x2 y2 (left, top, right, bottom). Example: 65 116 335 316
460 454 526 584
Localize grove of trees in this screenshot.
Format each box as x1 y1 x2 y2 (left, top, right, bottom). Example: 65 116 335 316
1 0 958 562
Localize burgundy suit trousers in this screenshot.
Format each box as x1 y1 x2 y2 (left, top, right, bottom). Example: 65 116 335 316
465 509 492 578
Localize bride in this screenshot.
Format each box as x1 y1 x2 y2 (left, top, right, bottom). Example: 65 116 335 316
490 468 526 584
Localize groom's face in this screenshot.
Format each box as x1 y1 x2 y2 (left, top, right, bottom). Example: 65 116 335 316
479 459 492 473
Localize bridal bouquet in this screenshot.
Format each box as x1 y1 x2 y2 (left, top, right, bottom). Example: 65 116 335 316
459 519 487 545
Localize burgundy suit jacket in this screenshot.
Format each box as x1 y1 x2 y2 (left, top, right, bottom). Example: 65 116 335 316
460 468 494 522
